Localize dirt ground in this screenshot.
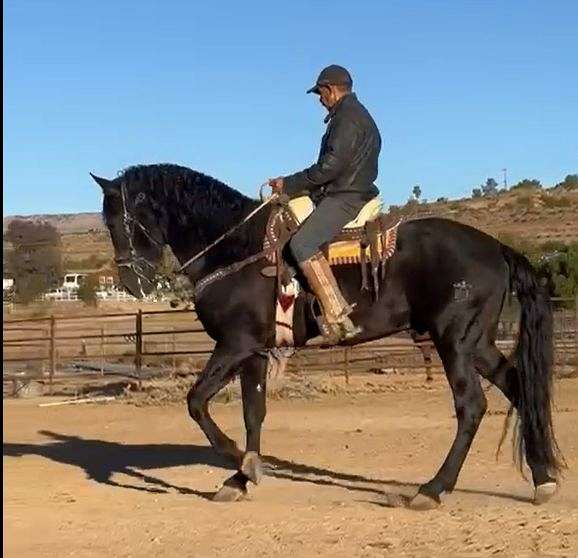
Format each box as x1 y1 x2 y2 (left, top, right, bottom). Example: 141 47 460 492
3 375 578 558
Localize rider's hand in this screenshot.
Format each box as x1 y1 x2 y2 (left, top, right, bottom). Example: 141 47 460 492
268 177 284 194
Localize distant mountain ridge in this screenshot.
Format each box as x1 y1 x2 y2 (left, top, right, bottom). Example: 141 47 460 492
3 212 105 235
4 186 577 272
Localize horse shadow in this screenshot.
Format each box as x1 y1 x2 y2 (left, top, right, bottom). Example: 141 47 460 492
2 430 228 499
3 430 531 505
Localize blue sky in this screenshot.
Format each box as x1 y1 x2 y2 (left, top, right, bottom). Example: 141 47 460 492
4 0 577 216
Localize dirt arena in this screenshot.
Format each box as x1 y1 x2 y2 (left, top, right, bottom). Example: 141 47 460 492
3 375 578 557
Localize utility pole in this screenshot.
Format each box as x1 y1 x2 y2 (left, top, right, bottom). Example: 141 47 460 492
502 168 508 190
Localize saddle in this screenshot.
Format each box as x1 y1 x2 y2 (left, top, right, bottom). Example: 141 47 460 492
263 195 401 298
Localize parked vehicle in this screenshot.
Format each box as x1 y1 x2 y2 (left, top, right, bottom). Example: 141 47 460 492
61 273 87 291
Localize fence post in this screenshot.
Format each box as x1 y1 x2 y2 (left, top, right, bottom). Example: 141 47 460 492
48 315 56 395
575 296 578 367
135 310 143 387
100 326 105 376
172 330 177 377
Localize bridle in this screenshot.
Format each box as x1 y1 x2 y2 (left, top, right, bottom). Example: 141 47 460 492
113 181 279 300
114 182 164 297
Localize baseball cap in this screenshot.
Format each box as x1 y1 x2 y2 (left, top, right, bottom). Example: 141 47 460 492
306 65 353 94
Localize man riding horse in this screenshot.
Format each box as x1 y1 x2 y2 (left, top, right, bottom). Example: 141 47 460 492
268 64 381 345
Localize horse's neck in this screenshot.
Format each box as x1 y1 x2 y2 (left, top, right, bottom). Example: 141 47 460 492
165 198 263 280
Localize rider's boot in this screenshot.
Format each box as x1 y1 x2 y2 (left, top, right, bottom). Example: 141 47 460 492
298 252 362 345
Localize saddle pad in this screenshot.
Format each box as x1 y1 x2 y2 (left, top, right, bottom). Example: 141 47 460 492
327 219 401 266
288 196 383 228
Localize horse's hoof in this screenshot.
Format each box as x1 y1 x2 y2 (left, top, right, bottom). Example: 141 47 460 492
212 481 247 503
240 451 263 485
409 492 440 511
212 484 246 502
534 482 557 505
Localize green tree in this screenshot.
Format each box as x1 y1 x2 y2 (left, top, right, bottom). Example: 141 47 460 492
511 178 542 190
554 174 578 190
472 188 482 198
534 243 578 299
4 220 63 304
482 178 499 197
77 274 100 307
552 244 578 298
412 185 422 201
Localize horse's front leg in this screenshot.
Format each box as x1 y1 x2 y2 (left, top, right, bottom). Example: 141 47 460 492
213 355 268 502
187 345 248 467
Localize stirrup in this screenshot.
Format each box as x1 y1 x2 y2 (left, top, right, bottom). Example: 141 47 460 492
340 315 363 339
306 315 363 347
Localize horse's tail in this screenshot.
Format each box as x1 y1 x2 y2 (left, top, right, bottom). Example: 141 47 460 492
500 244 565 477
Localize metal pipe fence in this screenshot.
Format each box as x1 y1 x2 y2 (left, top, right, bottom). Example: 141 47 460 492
3 297 577 396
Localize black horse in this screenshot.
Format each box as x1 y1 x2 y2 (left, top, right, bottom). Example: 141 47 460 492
91 163 563 509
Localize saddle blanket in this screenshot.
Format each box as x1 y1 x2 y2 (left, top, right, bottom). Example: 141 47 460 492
327 220 400 266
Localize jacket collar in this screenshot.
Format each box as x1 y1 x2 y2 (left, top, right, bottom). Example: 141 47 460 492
324 92 356 124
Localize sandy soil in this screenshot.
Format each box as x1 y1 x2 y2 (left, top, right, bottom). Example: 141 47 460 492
3 376 578 558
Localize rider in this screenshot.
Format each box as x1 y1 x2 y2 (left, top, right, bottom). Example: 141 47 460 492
269 65 382 344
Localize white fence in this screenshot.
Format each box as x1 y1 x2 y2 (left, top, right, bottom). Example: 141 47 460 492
42 287 167 303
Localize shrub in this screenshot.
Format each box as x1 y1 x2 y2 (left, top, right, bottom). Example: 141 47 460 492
4 219 63 304
541 196 572 209
77 274 100 307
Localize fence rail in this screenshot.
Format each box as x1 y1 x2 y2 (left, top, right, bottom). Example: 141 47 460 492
3 297 577 395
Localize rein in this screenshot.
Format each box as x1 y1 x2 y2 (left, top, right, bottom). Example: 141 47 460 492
116 180 279 300
178 189 277 273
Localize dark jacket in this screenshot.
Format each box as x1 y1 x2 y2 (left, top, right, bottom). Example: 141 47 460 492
283 93 381 201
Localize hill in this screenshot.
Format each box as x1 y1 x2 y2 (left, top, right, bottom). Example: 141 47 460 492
3 186 577 272
391 186 578 246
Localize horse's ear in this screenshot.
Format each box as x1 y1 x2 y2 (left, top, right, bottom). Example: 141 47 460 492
90 173 117 195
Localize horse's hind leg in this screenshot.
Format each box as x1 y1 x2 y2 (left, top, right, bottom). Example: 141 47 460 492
474 341 557 501
411 335 487 510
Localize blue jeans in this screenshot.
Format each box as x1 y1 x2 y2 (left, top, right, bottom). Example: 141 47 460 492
289 193 369 263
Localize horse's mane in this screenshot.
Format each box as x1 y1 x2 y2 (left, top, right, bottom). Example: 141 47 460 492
118 163 253 210
117 163 263 261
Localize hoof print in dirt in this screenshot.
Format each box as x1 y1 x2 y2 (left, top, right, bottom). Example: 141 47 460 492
380 493 411 508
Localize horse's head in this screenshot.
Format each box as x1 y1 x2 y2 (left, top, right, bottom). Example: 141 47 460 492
91 173 165 298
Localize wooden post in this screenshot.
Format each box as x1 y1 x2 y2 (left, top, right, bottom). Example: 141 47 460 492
135 310 143 387
344 347 350 385
172 330 177 377
100 326 105 376
421 343 434 383
48 315 56 395
575 296 578 371
562 306 568 371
